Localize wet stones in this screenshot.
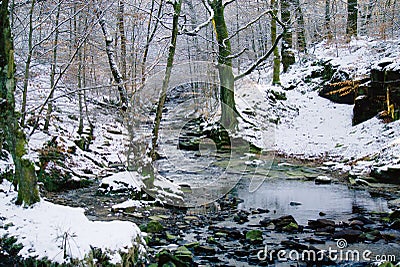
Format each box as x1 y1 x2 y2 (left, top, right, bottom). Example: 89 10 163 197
332 229 363 243
260 215 300 233
314 175 332 185
245 230 263 243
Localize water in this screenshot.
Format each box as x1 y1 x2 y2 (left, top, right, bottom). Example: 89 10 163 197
235 178 389 225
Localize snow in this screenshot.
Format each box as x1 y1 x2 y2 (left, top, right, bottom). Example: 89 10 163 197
112 199 143 210
0 180 146 264
0 150 14 176
235 37 400 175
100 171 144 193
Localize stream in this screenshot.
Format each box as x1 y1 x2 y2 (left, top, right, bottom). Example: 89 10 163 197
45 83 400 266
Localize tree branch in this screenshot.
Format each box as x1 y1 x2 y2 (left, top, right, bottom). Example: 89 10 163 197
234 14 287 81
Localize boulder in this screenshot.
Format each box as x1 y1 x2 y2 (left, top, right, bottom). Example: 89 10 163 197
332 229 363 243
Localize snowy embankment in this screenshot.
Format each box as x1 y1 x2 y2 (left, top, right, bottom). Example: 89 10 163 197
0 180 146 264
240 37 400 175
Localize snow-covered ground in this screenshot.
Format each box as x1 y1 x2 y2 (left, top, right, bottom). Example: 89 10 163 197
250 37 400 175
0 180 146 264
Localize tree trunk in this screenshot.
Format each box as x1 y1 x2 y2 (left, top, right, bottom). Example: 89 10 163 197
293 0 306 51
325 0 332 39
20 0 36 127
118 0 127 83
271 0 281 84
281 0 295 72
94 3 128 108
150 0 182 161
44 0 61 131
346 0 358 37
0 0 39 205
210 0 238 129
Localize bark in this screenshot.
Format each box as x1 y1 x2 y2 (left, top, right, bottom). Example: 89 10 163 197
210 0 238 129
271 0 281 84
293 0 306 51
94 3 128 108
150 0 182 161
325 0 332 39
118 0 127 81
346 0 358 37
0 0 39 205
20 0 36 127
281 0 295 72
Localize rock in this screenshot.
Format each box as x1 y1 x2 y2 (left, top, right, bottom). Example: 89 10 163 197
157 250 190 267
233 210 249 224
389 219 400 230
271 215 300 232
349 216 374 225
308 219 336 229
289 201 302 206
259 218 272 227
304 237 326 244
353 96 384 125
184 242 200 248
354 178 370 186
360 230 381 242
145 220 164 233
388 199 400 209
319 78 363 104
282 222 299 232
389 209 400 221
245 230 263 242
281 240 308 251
183 216 199 221
349 220 364 228
174 246 193 262
315 176 332 185
332 229 363 243
194 245 216 255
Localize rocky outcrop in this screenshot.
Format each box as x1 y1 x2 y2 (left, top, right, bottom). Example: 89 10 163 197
317 59 400 125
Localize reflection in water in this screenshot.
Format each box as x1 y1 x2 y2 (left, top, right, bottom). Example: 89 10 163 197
235 178 388 225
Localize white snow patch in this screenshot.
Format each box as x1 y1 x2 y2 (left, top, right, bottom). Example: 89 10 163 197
0 180 145 264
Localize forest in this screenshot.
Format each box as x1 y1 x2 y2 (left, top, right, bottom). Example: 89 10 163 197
1 0 400 266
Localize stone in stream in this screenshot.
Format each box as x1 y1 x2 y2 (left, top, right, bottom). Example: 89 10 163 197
245 230 263 243
389 219 400 230
349 215 375 225
388 199 400 209
233 210 250 224
314 175 332 184
332 229 363 243
289 201 302 206
261 215 300 233
389 209 400 221
194 245 216 256
308 219 336 229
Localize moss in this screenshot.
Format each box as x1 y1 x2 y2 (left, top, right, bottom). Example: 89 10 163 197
145 220 164 233
245 230 263 242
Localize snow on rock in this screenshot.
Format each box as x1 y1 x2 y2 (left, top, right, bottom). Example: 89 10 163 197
112 199 145 211
99 171 144 194
0 180 146 264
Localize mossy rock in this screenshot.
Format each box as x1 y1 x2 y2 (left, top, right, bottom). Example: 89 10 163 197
245 230 263 242
282 222 299 232
145 220 164 233
174 246 193 262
